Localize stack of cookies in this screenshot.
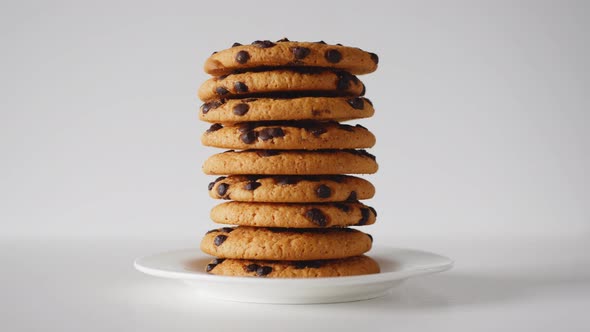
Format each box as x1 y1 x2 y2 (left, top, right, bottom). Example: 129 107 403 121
198 39 380 278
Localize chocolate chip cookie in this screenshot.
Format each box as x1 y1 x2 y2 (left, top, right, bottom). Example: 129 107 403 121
202 121 375 150
205 255 380 278
207 175 374 202
205 39 378 76
200 226 373 260
202 149 378 175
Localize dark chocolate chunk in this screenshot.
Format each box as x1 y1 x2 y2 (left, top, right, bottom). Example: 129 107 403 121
360 83 366 96
292 46 311 60
234 81 248 93
205 229 218 234
315 40 327 44
333 203 350 212
217 183 229 196
339 124 355 132
305 208 328 227
347 97 364 110
358 208 370 225
252 40 276 48
325 49 342 63
244 181 261 191
365 98 373 106
240 131 258 144
276 37 290 43
235 50 250 64
244 263 260 272
346 191 357 201
214 235 228 246
206 123 223 132
257 150 280 157
215 86 229 96
208 182 215 191
233 103 250 116
201 100 224 114
220 227 234 233
316 184 332 198
206 263 217 272
212 258 225 264
336 72 354 90
232 42 242 47
293 260 324 269
369 52 379 65
256 266 273 277
258 127 285 141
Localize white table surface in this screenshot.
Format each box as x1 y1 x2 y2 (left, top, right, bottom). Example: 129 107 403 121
2 234 589 332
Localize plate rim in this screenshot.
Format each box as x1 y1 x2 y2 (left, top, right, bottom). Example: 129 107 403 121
134 246 454 286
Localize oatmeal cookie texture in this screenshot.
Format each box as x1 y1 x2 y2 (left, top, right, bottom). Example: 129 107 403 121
198 39 380 277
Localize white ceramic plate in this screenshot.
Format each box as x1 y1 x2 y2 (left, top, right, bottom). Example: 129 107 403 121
134 245 453 304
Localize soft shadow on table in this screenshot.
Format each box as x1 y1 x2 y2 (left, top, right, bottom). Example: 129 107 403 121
356 271 590 310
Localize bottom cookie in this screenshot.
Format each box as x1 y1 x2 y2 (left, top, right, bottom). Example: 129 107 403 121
206 255 380 278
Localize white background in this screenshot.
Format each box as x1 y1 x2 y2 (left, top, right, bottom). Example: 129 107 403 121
1 0 589 331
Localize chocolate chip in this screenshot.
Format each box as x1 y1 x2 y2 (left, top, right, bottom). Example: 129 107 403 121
220 227 234 233
257 150 280 157
215 87 229 96
233 103 250 116
215 176 227 182
316 185 331 198
339 124 355 132
234 81 248 93
208 182 215 190
292 47 311 60
365 98 373 106
244 181 261 191
212 258 225 264
347 97 364 110
369 206 377 217
333 203 350 212
360 83 366 96
201 100 224 114
336 72 353 90
336 43 343 46
238 123 255 133
232 42 242 47
293 261 323 269
206 264 217 272
315 40 327 44
206 123 223 132
205 229 218 234
240 131 258 144
211 51 217 55
367 234 373 242
346 191 357 201
369 52 379 65
235 50 250 64
355 124 367 130
325 49 342 63
256 266 273 276
258 127 285 141
305 208 328 227
309 126 327 136
252 40 276 48
244 263 259 272
217 183 229 197
358 208 370 225
214 235 227 246
276 37 290 43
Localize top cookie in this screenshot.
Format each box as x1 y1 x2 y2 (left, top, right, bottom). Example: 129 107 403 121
205 39 379 76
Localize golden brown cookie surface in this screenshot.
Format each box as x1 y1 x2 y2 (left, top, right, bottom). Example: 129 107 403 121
202 121 375 150
205 255 380 278
200 226 373 260
210 201 376 228
202 149 378 175
207 175 375 202
199 97 374 124
205 39 378 76
198 69 365 101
